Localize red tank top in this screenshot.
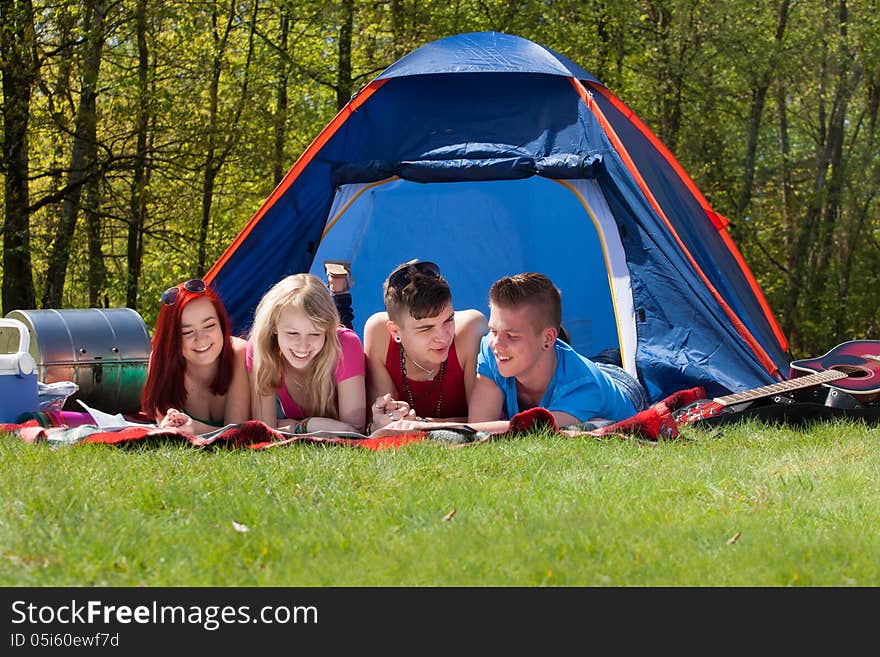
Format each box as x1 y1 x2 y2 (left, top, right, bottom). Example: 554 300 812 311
385 337 468 419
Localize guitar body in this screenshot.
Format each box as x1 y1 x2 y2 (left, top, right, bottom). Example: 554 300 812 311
789 340 880 395
674 340 880 425
672 399 734 424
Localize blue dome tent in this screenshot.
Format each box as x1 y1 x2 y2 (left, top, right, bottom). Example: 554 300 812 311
205 31 789 401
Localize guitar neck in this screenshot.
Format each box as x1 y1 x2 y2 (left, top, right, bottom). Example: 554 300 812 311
714 369 849 407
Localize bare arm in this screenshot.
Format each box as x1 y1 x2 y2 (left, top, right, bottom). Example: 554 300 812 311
466 372 579 430
335 374 367 433
463 411 577 434
380 374 579 435
363 311 397 403
381 417 510 433
273 374 367 435
400 309 487 425
150 341 251 434
251 369 366 434
455 309 488 405
223 337 251 425
251 384 279 428
467 373 505 423
363 311 413 430
551 410 580 427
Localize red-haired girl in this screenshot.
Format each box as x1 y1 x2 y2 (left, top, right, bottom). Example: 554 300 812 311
141 279 250 433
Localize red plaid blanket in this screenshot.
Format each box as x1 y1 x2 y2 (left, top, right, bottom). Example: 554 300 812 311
1 387 706 449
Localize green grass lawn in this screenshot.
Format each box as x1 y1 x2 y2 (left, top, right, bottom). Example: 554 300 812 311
2 420 878 586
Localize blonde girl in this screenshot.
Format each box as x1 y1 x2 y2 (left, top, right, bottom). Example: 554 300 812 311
248 273 366 433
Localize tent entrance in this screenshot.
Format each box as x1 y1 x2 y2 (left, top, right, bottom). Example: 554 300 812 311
309 176 638 375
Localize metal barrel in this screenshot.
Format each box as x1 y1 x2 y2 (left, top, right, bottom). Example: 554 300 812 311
4 308 152 415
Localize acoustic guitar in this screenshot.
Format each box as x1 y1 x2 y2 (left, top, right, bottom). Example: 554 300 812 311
674 340 880 424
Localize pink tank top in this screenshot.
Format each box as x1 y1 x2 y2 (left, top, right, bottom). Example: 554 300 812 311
246 328 364 419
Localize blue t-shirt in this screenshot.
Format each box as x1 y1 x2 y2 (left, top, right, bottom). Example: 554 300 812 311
476 336 637 422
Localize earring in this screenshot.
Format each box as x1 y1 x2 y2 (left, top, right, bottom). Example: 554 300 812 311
394 335 402 343
543 343 551 350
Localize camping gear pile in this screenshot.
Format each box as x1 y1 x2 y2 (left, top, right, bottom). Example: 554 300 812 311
0 308 151 422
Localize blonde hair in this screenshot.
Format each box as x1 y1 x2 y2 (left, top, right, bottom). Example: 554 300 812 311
250 273 342 419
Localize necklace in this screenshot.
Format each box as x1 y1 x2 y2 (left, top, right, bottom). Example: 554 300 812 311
399 344 446 417
286 368 307 391
407 355 436 381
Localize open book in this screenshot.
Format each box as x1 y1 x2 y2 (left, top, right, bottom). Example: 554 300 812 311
77 399 155 429
74 399 480 442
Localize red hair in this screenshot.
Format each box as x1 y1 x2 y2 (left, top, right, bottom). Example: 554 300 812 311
141 284 237 419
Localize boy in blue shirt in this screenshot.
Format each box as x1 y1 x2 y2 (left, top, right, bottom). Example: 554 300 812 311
467 272 646 432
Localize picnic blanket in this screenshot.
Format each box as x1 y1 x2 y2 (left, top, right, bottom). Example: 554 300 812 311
1 387 706 450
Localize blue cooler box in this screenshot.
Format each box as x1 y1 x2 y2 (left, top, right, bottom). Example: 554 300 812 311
0 318 39 423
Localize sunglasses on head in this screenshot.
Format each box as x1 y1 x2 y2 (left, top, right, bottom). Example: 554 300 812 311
161 278 207 305
387 261 441 290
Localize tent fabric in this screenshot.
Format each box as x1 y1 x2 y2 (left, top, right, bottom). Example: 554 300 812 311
312 176 638 375
205 31 790 402
586 84 788 360
375 31 599 82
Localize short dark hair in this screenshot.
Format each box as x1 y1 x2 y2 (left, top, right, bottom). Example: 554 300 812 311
383 262 452 322
489 272 562 334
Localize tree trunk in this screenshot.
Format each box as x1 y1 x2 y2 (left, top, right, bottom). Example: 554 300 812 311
593 0 625 91
735 0 790 220
646 2 684 151
776 79 793 255
42 0 108 308
390 0 405 61
0 0 37 314
126 0 150 309
783 0 858 348
84 171 106 307
197 2 232 276
832 79 877 338
802 1 858 343
43 4 74 231
272 9 290 186
197 0 256 275
336 0 353 110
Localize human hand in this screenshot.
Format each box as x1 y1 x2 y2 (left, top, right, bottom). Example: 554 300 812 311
159 408 195 433
381 418 437 432
371 393 416 429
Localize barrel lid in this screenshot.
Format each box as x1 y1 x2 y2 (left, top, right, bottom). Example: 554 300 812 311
4 308 150 364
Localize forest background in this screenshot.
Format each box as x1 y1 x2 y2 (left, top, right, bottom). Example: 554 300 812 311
1 0 878 359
